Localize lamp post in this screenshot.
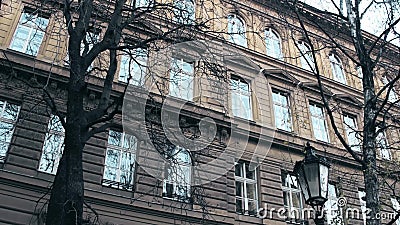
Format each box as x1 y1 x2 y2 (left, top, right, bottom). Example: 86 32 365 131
293 142 331 225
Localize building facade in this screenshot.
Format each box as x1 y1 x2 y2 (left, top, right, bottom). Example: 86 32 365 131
0 0 399 224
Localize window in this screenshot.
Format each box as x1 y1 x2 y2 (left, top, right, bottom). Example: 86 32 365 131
10 11 49 56
0 101 20 162
358 190 367 225
231 77 252 120
309 103 329 142
163 146 191 201
298 41 314 71
382 77 398 103
119 48 148 86
38 115 65 174
134 0 151 7
235 161 258 215
227 14 247 47
324 184 341 225
376 128 391 160
391 198 400 225
329 54 346 84
169 58 194 101
272 91 292 131
173 0 195 24
281 172 304 222
265 28 283 59
356 66 363 88
103 130 137 190
343 115 361 152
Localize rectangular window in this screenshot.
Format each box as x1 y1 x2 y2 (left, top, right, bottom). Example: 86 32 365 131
358 190 367 225
231 77 252 120
0 101 20 162
382 77 398 103
10 11 49 56
281 172 304 223
119 48 148 86
133 0 152 7
38 115 65 174
169 58 194 101
272 91 292 131
309 103 329 142
376 128 391 160
324 184 341 225
235 161 258 215
163 146 191 201
343 115 361 152
391 198 400 225
173 0 195 24
102 130 137 190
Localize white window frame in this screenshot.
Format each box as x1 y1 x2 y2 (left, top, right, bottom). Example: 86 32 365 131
38 115 65 174
173 0 195 24
265 28 283 59
324 183 342 225
298 41 314 72
231 77 252 120
119 48 148 86
272 90 292 131
169 58 194 101
163 146 191 201
343 114 361 152
0 101 20 162
329 54 346 84
102 130 137 190
376 127 391 160
309 103 330 142
235 161 258 216
391 198 400 225
282 172 304 223
227 14 247 47
9 11 49 56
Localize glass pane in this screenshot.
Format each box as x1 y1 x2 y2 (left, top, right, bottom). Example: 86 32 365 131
236 198 243 213
120 151 135 172
235 163 243 177
103 167 118 182
245 163 255 179
123 134 137 150
246 183 256 199
248 200 257 215
105 149 120 168
235 181 243 197
292 192 302 208
0 122 14 143
108 130 122 146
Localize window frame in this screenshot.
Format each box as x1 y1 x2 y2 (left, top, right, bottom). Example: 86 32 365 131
272 90 292 132
230 76 253 120
298 41 315 72
102 130 138 190
227 14 247 47
235 161 259 216
173 0 195 24
38 115 65 174
163 146 192 202
329 54 346 84
118 48 148 86
309 103 330 142
0 100 20 162
281 171 305 223
169 58 195 101
9 11 49 56
343 114 361 152
265 28 283 59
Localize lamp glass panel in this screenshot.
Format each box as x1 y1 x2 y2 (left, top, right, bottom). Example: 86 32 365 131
303 162 319 199
296 167 310 201
319 164 329 199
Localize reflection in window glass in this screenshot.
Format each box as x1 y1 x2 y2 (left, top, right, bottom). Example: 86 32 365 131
343 115 361 152
119 48 148 86
376 128 391 160
163 146 191 201
265 28 282 59
281 172 304 223
231 78 252 120
298 41 314 72
310 103 329 142
272 91 291 131
0 101 20 162
103 130 137 190
169 58 194 101
10 12 49 56
173 0 195 24
38 115 65 174
329 54 346 84
227 15 247 47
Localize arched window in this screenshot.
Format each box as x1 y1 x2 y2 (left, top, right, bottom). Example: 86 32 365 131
298 41 314 71
329 54 346 84
265 28 282 59
174 0 195 24
227 14 247 47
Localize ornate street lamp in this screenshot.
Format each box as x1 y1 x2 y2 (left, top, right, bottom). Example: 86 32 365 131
293 142 331 225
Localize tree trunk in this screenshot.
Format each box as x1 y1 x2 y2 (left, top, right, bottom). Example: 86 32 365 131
46 68 86 225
